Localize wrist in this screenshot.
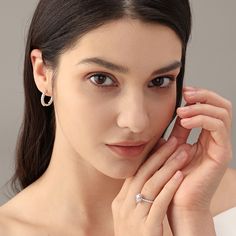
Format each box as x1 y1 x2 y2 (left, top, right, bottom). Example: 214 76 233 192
168 209 216 236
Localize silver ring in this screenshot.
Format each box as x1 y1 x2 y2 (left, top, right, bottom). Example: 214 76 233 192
135 193 154 204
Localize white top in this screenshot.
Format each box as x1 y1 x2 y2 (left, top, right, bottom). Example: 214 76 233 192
213 207 236 236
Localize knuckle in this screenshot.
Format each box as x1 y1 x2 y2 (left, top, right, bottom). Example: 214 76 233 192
111 198 121 211
111 201 117 211
216 119 225 129
221 108 228 118
218 109 229 124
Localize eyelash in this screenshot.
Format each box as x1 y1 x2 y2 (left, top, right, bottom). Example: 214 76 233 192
87 72 176 89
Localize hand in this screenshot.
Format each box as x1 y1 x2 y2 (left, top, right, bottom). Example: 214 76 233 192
112 137 190 236
168 86 233 213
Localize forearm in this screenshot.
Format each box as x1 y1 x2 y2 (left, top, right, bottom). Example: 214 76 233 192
168 209 216 236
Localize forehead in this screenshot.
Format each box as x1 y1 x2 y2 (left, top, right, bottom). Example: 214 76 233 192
64 18 182 74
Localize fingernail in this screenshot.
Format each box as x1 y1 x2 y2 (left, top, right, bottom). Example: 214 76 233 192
181 118 191 125
173 170 183 180
176 150 187 161
168 136 177 145
177 106 190 113
184 91 196 97
184 86 197 91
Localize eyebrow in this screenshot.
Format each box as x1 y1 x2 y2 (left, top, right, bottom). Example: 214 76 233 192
77 57 182 75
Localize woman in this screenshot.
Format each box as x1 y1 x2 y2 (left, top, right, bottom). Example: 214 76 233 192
0 0 235 235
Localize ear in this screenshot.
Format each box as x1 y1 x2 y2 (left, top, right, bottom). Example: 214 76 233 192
30 49 53 96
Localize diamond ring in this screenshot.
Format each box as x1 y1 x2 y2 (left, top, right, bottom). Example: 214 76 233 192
135 193 154 204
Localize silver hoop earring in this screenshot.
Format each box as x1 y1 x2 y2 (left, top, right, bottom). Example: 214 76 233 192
41 91 53 107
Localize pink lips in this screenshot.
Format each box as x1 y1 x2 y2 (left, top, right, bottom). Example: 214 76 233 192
106 144 146 157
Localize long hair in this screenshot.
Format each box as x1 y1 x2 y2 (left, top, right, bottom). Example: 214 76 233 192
7 0 192 196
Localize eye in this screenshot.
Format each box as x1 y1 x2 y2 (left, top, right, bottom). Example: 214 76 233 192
87 73 175 89
148 76 175 88
88 73 116 87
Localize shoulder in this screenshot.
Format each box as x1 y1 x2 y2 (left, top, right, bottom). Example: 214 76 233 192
0 204 46 236
0 182 54 235
0 218 9 235
211 167 236 216
0 209 19 236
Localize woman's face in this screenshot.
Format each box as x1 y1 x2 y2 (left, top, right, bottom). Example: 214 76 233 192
52 18 182 178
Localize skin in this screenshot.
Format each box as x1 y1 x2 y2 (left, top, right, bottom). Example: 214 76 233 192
0 17 236 236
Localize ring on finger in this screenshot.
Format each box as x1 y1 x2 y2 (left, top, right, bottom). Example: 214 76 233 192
135 193 154 204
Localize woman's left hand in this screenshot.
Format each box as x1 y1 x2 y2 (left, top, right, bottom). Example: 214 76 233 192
168 86 233 213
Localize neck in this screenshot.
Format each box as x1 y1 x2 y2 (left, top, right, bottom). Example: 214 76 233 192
34 129 125 229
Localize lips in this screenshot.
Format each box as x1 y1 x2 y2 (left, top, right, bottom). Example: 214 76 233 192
106 144 146 157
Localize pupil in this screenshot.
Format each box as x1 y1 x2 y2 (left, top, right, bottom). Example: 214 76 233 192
153 78 163 86
95 75 106 84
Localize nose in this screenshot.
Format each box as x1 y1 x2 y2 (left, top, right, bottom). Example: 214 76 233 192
116 91 150 133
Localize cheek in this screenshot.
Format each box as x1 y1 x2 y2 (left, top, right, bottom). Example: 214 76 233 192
150 90 177 133
54 85 109 154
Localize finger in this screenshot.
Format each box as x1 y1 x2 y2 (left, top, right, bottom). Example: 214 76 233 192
133 137 177 183
113 177 133 204
164 143 192 164
146 170 184 225
156 138 167 149
183 87 233 119
123 137 178 209
177 103 231 130
147 138 167 156
181 115 229 147
168 115 191 145
116 138 174 204
135 149 188 218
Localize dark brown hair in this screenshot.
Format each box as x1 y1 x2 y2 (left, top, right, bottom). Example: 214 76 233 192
6 0 192 197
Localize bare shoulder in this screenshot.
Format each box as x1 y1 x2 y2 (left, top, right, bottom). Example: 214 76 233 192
211 167 236 216
0 212 11 235
0 204 47 236
0 207 24 236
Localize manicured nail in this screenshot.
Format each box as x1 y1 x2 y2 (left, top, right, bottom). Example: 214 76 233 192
173 170 183 180
184 86 197 91
168 136 177 145
178 106 190 113
176 150 187 161
181 118 191 126
184 91 196 97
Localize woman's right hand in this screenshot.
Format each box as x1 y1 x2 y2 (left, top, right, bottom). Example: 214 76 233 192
112 136 191 236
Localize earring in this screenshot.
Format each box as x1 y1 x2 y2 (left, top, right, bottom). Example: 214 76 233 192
41 90 53 107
